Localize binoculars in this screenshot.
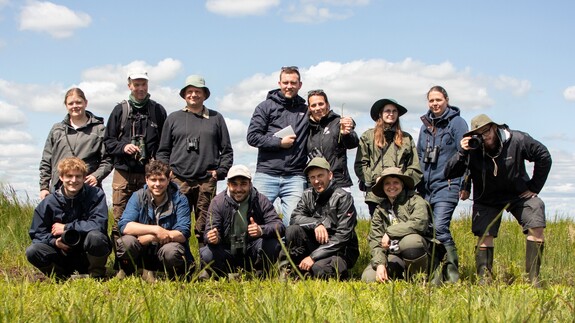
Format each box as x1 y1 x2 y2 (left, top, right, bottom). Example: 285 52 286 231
61 229 81 248
131 136 148 161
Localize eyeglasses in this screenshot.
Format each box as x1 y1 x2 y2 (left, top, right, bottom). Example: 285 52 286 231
382 109 398 115
307 89 325 96
477 125 492 137
281 66 299 71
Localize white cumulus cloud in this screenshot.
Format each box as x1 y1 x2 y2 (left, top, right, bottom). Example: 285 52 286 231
563 86 575 101
0 101 27 126
19 1 91 38
206 0 280 16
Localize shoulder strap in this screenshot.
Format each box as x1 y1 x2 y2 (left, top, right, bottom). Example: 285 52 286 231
118 100 131 139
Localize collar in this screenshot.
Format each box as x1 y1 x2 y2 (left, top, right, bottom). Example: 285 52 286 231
182 105 209 119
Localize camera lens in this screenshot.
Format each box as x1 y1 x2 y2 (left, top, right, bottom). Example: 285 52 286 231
468 135 483 150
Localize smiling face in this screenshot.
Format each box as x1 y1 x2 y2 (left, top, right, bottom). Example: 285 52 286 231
427 90 449 117
380 104 399 126
128 78 149 101
476 124 498 150
278 72 302 99
183 86 206 110
308 94 330 122
59 169 85 197
145 174 169 200
65 93 87 119
307 167 333 193
227 177 251 202
383 176 404 201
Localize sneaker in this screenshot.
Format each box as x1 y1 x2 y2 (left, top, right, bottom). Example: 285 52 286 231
279 266 292 282
141 269 157 283
198 269 211 281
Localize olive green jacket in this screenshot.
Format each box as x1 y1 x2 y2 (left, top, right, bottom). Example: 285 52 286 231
354 128 422 203
367 190 432 268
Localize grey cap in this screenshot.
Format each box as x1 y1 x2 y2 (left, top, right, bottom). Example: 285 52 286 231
179 75 211 99
227 165 251 180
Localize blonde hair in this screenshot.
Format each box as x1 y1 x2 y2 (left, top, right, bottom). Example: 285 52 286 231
57 157 87 177
374 118 404 148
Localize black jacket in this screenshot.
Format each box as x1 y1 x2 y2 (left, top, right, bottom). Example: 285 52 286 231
246 89 309 176
204 187 285 247
445 127 552 206
307 110 359 188
290 184 359 266
104 99 167 173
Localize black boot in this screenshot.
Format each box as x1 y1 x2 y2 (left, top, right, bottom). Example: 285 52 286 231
428 243 445 286
444 245 460 283
475 246 494 285
525 240 544 287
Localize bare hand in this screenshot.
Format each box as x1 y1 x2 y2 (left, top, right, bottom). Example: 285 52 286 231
340 117 354 135
137 234 158 246
84 175 98 187
380 233 390 250
376 264 389 282
299 256 315 271
280 135 296 149
248 217 262 238
206 228 219 244
519 190 538 199
55 237 71 252
155 226 171 244
315 224 329 244
51 223 65 236
460 190 470 201
123 143 141 155
208 170 217 179
40 190 50 200
460 137 471 151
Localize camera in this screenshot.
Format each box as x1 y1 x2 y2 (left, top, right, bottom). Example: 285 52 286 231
187 137 200 152
131 136 148 161
423 146 439 164
388 239 400 254
468 135 483 150
61 229 81 248
230 233 246 256
307 147 324 160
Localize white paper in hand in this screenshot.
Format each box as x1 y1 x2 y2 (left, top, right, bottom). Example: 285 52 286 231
274 125 295 138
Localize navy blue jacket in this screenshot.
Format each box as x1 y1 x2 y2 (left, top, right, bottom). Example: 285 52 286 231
29 184 108 246
246 89 309 176
417 106 468 204
307 110 359 188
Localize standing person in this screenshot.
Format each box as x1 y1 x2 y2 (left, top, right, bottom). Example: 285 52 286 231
116 160 194 282
278 157 359 280
361 167 433 282
306 89 358 191
157 75 233 244
416 86 469 284
354 98 422 217
445 114 552 286
40 88 112 199
200 165 284 279
246 66 308 226
27 157 111 279
104 71 167 244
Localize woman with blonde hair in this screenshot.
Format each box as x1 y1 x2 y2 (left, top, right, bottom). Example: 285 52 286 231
39 88 112 199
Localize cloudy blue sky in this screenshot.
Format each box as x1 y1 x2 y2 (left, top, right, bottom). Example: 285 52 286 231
0 0 573 218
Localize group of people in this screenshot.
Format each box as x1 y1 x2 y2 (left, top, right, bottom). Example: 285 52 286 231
26 66 552 286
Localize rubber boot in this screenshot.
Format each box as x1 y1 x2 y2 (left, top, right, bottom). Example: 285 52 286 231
444 244 460 283
404 254 428 280
87 254 109 278
475 246 494 285
428 243 444 286
525 240 544 288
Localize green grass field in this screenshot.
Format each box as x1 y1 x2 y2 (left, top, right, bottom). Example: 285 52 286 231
1 185 575 322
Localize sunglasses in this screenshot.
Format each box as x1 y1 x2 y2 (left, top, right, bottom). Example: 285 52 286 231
281 66 299 71
307 89 325 96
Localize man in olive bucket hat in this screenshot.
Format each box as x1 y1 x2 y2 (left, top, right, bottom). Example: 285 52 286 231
157 75 233 246
445 114 552 286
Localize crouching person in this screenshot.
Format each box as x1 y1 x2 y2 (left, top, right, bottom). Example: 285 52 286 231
362 167 433 282
279 157 359 280
200 165 285 279
116 160 194 282
26 157 111 279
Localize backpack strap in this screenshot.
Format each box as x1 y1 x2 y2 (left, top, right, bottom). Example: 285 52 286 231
118 100 131 139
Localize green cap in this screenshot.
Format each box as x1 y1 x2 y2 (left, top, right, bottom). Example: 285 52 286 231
304 157 331 174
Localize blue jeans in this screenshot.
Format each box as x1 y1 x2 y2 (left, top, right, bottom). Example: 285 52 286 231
432 201 457 246
252 173 306 226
